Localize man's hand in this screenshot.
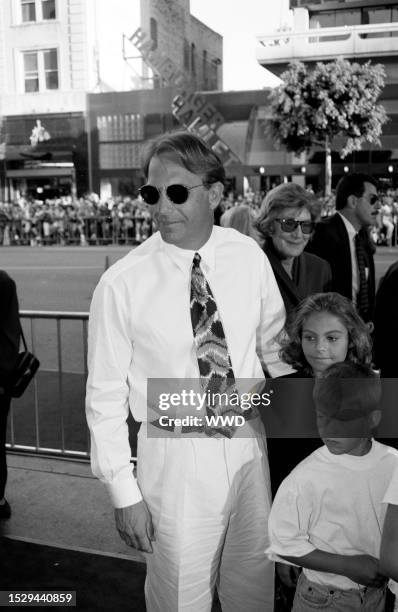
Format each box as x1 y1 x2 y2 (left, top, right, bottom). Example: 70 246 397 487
276 562 301 588
343 555 387 588
114 500 155 553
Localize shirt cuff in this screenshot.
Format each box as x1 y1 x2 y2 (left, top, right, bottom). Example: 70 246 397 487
105 472 143 508
266 541 315 563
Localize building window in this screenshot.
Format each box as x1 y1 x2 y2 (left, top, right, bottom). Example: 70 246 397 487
23 49 58 92
97 114 144 141
202 50 208 89
23 52 39 91
99 143 142 169
363 6 398 38
191 43 196 75
183 39 190 71
42 0 56 19
21 0 36 22
44 49 58 89
21 0 56 22
150 17 158 51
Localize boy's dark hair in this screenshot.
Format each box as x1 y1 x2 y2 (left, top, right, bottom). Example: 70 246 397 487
313 361 381 421
335 173 378 211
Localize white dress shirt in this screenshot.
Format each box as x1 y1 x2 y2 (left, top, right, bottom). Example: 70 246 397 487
267 441 398 590
86 226 288 507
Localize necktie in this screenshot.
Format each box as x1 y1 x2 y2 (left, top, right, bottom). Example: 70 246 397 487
190 252 240 437
355 233 370 321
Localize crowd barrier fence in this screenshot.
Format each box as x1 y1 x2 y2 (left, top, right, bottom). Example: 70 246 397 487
0 215 154 247
7 311 94 461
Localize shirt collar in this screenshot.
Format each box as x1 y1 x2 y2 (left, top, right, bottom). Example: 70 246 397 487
160 226 217 274
337 211 357 238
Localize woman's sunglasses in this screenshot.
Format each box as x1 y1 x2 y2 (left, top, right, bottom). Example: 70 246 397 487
139 183 203 205
275 218 315 235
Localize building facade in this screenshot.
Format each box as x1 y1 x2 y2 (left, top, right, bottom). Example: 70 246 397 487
0 0 96 199
88 87 310 197
255 0 398 189
0 0 222 201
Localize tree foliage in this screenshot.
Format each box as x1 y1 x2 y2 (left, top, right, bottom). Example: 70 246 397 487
269 58 388 162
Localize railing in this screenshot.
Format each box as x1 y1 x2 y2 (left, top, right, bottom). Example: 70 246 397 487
0 215 154 247
7 310 90 461
8 310 139 463
256 21 398 63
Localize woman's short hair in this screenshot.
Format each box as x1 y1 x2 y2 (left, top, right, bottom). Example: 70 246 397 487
280 292 372 373
141 130 226 187
255 183 320 237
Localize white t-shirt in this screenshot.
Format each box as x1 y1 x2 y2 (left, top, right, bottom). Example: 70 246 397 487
383 466 398 596
267 441 398 590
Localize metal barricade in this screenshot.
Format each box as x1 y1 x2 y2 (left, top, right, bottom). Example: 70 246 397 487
7 310 90 461
7 310 139 463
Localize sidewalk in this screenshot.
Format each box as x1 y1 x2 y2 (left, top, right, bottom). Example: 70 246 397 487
1 453 146 610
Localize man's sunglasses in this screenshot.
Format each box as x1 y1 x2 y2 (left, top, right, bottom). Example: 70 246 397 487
275 218 315 235
368 194 379 205
139 183 203 205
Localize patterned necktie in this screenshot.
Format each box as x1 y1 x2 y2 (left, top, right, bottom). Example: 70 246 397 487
190 252 239 437
355 233 370 321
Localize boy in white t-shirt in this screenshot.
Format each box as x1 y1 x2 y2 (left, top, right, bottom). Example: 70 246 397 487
381 467 398 610
267 361 398 611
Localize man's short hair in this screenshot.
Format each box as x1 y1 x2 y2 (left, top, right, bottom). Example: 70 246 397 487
141 130 226 187
335 173 378 211
313 361 381 421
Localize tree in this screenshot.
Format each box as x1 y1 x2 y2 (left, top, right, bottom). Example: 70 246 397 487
269 58 388 195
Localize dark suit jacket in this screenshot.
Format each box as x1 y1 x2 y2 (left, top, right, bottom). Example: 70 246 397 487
374 261 398 377
0 271 20 388
263 239 332 317
306 213 376 321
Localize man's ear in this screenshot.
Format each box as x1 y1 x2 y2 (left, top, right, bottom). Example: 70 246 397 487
369 409 382 430
208 182 224 211
346 194 357 210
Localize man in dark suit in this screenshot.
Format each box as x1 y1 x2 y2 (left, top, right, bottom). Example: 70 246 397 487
374 260 398 377
0 270 20 519
306 173 379 322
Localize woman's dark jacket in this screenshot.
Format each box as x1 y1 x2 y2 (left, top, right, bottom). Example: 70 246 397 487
263 238 332 316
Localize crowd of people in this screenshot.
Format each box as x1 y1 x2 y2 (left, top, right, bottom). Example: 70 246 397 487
0 185 397 249
0 194 153 246
2 130 398 612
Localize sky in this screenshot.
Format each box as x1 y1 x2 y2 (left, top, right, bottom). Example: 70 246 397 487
190 0 285 90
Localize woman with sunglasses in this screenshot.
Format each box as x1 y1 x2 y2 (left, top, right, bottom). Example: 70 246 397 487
255 183 332 320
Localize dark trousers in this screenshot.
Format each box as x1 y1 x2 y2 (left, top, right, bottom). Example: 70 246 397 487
0 395 11 499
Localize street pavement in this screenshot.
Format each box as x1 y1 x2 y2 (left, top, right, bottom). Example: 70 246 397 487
0 244 396 312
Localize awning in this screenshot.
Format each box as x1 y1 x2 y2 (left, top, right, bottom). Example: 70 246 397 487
5 145 73 162
7 167 74 178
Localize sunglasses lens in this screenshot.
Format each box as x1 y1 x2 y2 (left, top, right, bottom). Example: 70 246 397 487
370 195 378 205
280 219 297 232
301 222 315 234
166 184 189 204
139 185 159 205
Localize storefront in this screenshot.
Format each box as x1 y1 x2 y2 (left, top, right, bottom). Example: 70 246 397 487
1 113 88 202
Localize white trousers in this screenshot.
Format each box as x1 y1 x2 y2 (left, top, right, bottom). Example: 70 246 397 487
137 422 274 612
